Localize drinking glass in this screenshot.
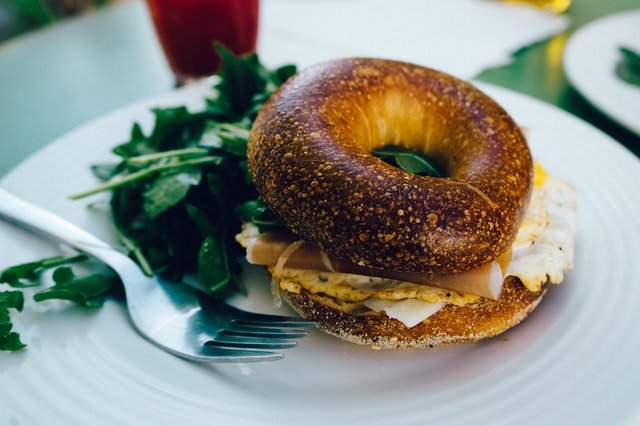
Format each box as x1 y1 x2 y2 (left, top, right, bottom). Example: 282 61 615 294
146 0 260 85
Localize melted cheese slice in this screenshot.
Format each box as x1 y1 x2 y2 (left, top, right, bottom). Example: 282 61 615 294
362 299 446 328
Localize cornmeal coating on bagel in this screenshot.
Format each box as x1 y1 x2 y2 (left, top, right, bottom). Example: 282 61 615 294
248 58 533 274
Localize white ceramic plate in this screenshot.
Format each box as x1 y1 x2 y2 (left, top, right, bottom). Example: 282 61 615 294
564 9 640 135
1 83 640 425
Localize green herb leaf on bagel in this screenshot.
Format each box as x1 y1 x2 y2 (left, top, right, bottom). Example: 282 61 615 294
372 146 443 177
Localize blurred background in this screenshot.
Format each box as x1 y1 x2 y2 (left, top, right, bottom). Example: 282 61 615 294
0 0 638 174
0 0 116 41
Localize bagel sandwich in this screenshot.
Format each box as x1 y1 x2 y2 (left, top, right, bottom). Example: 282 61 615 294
237 58 577 348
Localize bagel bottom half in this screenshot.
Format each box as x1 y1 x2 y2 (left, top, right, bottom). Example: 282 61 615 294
280 277 546 349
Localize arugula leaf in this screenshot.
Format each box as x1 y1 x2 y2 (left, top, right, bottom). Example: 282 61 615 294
271 64 298 86
143 170 202 219
125 147 210 167
0 254 88 288
185 203 217 236
372 146 443 177
114 108 212 157
1 256 122 350
70 155 222 200
0 290 26 351
114 121 157 158
185 201 243 297
208 44 297 120
235 198 283 231
200 121 251 157
91 163 122 181
0 331 25 351
616 46 640 87
0 290 24 310
198 235 231 294
33 266 120 308
211 45 270 118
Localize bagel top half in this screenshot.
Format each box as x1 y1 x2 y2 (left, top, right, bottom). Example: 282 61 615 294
248 58 533 274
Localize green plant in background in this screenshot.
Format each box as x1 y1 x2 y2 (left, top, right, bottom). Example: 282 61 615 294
0 0 111 41
616 47 640 87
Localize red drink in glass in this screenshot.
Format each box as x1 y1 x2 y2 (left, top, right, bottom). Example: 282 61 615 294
146 0 259 82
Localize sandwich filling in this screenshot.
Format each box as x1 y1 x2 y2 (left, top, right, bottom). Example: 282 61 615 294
237 163 577 328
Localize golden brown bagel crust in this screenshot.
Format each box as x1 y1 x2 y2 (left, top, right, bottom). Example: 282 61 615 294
248 58 533 274
281 277 545 348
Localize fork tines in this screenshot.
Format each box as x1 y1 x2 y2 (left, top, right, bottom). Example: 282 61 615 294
233 313 318 329
211 315 317 350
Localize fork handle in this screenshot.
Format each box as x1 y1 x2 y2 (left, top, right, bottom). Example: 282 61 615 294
0 186 112 254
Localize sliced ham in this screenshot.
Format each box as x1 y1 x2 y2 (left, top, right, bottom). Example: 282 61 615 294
246 232 510 299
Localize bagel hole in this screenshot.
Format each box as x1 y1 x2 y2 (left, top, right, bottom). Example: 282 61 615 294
371 145 445 178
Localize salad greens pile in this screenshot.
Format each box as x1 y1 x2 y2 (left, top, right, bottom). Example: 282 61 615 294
70 45 297 299
0 46 441 352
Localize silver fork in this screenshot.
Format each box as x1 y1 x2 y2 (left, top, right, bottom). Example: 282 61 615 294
0 187 315 362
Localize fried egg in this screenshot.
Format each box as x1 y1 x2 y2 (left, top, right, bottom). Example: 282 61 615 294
507 163 577 291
